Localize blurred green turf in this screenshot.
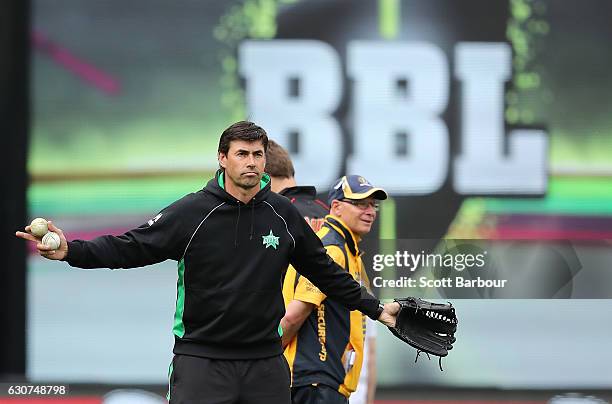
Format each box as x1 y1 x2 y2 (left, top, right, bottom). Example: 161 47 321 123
29 173 214 216
28 175 612 217
483 176 612 215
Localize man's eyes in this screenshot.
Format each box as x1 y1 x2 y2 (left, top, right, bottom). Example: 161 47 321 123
236 151 264 157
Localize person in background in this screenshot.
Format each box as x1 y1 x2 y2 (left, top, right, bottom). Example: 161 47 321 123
267 140 328 231
351 317 377 404
267 140 378 403
281 175 387 404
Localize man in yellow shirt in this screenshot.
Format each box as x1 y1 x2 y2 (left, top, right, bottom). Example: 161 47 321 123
281 175 387 404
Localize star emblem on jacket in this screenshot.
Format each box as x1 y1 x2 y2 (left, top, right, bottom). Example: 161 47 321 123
262 230 280 249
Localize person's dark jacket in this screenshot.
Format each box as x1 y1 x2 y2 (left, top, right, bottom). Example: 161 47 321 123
65 170 380 359
279 185 328 231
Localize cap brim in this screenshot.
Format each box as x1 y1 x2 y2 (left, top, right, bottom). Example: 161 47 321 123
348 187 388 201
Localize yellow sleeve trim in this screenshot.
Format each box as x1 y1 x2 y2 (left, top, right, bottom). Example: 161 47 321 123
292 245 347 306
294 276 325 306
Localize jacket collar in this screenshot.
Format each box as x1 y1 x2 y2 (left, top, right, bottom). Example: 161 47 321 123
206 169 271 205
324 215 360 256
279 186 317 200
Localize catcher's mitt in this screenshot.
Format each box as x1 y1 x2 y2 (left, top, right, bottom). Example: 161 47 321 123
388 297 458 370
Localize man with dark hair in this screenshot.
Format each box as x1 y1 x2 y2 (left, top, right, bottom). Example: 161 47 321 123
266 139 295 179
17 121 399 404
267 140 328 231
218 120 269 156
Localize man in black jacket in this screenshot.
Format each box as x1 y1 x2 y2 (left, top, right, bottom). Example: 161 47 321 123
16 121 399 404
267 139 328 231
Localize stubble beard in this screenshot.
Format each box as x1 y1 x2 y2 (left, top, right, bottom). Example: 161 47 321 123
236 174 260 190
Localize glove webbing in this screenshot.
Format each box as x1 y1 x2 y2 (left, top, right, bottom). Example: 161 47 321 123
414 350 445 371
412 300 454 371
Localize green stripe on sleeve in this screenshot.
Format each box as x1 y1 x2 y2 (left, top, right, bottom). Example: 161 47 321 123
172 259 186 338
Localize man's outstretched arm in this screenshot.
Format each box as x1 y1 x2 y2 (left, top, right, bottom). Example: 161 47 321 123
16 202 188 269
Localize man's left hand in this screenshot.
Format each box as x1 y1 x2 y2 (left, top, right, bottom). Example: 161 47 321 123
377 302 400 327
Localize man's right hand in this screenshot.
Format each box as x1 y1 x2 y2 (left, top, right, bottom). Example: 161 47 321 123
16 221 68 260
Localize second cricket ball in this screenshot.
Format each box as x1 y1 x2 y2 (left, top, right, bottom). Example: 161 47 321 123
42 231 61 250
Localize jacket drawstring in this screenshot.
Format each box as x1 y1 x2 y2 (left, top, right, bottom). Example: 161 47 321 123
249 199 255 240
234 202 241 247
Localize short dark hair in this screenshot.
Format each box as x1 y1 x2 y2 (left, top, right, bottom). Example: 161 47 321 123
218 121 269 155
266 140 295 178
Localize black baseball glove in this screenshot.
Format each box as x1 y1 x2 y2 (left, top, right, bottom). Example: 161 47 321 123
388 297 458 370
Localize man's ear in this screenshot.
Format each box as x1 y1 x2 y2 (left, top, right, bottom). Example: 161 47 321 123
218 153 226 168
330 200 342 216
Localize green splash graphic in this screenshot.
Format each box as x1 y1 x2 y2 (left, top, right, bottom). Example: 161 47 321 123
215 0 301 121
506 0 549 125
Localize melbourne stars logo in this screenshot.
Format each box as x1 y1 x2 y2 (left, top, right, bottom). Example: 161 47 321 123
262 230 280 249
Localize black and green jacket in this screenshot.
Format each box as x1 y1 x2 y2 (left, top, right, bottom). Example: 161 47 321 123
65 170 380 359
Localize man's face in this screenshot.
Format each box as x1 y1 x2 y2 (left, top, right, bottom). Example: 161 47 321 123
219 140 266 190
331 197 378 237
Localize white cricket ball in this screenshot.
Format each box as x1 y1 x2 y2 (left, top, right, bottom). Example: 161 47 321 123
30 217 49 238
42 231 61 250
